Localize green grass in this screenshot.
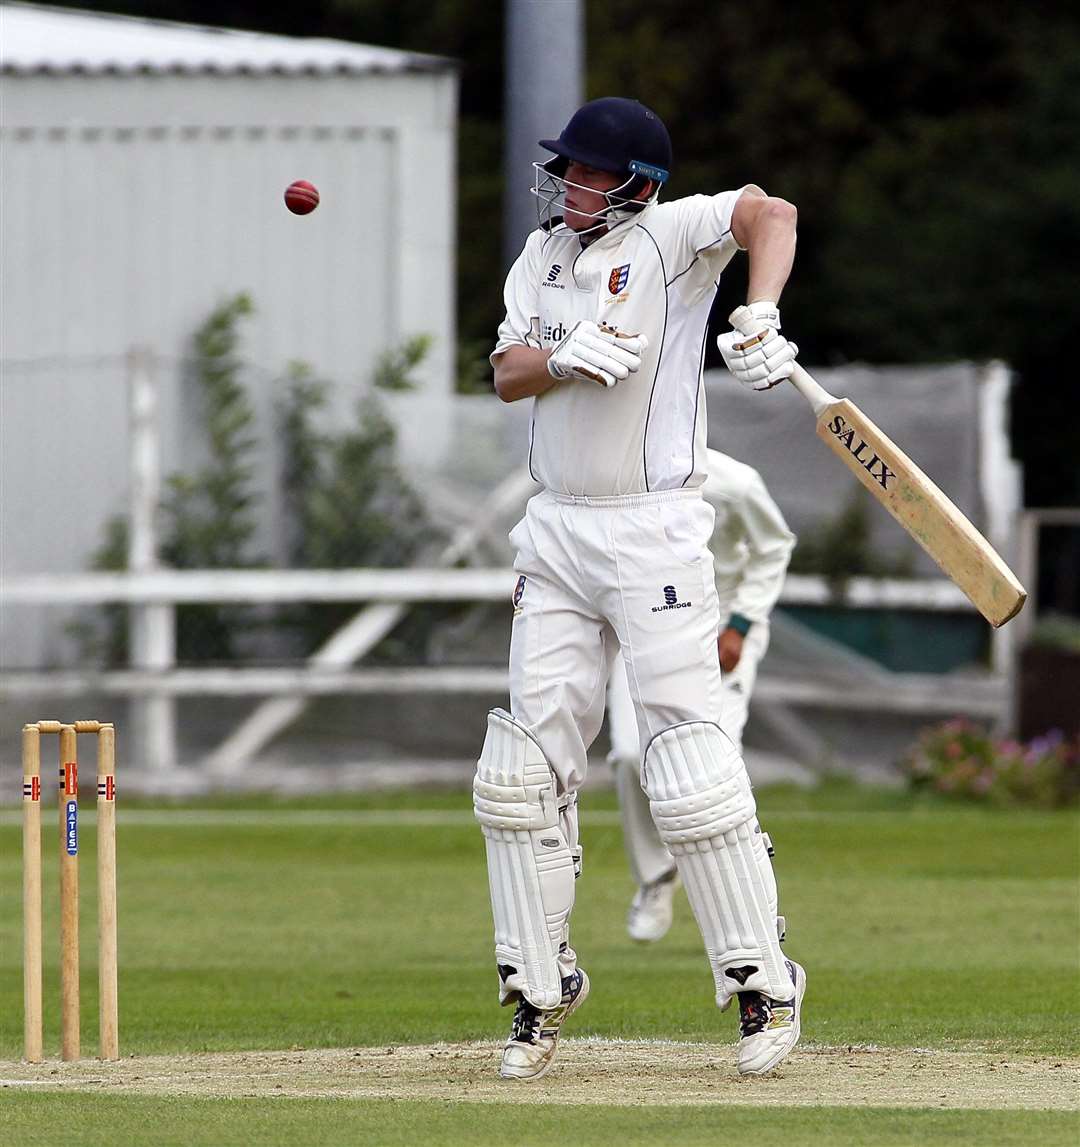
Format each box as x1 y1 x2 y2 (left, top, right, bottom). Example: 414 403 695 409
1 781 1077 1144
2 1095 1078 1147
2 782 1075 1057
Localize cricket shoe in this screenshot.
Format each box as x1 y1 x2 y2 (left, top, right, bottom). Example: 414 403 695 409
499 969 590 1081
736 959 806 1076
627 868 680 943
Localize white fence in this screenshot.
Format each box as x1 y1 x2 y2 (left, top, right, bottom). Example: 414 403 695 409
1 563 1014 783
1 350 1040 788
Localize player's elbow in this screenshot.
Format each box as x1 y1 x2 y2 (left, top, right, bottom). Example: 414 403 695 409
763 197 797 230
493 369 518 403
492 353 513 402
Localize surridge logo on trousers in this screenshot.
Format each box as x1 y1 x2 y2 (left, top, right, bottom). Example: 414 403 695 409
652 584 692 613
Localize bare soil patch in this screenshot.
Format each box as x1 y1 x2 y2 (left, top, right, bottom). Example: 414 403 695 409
2 1040 1076 1110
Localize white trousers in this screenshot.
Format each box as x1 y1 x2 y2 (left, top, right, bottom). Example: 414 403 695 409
608 623 770 886
493 487 791 999
501 487 720 983
508 488 725 798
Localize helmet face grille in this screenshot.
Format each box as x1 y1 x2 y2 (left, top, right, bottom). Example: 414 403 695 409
531 162 655 235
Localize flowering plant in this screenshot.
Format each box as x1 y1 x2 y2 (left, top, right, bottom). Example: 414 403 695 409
905 719 1078 807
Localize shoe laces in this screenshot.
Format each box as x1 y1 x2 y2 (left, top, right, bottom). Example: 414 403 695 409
738 992 771 1038
509 998 543 1045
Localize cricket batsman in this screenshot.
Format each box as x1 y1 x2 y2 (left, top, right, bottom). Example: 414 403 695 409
473 96 806 1082
607 448 796 942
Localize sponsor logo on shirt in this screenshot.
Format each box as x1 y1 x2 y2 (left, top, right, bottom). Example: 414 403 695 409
652 584 692 613
608 263 631 295
543 263 565 289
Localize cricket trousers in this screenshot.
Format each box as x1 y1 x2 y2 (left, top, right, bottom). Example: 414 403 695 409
607 622 770 886
502 486 725 986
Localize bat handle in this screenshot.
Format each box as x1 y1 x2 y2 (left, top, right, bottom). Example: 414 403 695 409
788 364 837 419
729 306 838 418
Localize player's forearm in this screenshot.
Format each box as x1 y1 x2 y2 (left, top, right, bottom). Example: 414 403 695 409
744 199 797 305
493 346 559 403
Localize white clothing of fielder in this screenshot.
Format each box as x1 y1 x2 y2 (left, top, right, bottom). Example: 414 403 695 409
607 449 795 889
475 189 797 1019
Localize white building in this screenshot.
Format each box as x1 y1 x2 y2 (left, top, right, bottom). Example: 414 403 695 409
0 3 458 667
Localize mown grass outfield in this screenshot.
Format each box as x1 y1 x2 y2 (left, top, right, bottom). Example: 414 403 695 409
1 780 1077 1145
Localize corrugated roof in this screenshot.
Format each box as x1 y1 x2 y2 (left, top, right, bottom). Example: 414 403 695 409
0 2 455 75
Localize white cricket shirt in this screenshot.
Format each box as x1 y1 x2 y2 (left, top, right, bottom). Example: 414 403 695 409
493 191 748 496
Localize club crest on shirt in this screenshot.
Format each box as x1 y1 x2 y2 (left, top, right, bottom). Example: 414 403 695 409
608 263 630 295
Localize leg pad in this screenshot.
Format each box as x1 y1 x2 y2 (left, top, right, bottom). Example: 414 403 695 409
474 709 575 1010
644 721 793 1007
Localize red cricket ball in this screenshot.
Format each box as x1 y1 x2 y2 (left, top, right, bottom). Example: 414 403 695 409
284 180 320 215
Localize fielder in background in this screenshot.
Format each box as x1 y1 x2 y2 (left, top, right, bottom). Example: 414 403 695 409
607 448 796 943
473 96 807 1083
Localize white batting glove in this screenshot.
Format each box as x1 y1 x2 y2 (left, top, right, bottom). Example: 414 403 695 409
717 302 798 391
547 320 648 388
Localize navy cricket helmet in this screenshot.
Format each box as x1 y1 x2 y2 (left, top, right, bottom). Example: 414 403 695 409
539 97 672 188
532 98 671 233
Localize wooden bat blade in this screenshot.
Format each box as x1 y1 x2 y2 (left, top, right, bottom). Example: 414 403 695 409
817 398 1026 627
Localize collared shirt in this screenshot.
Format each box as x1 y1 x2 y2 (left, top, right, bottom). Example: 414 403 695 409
493 191 749 496
703 448 796 627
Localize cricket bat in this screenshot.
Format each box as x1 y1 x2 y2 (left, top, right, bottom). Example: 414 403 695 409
732 314 1027 627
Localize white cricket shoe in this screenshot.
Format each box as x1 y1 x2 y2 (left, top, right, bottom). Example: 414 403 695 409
736 959 806 1076
627 868 680 942
500 969 590 1081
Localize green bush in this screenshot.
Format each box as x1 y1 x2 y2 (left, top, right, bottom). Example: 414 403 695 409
75 294 262 665
77 297 440 666
787 489 915 594
905 719 1079 807
275 358 446 660
162 293 263 662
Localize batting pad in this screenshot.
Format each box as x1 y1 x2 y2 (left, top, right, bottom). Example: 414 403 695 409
473 709 575 1010
644 721 794 1007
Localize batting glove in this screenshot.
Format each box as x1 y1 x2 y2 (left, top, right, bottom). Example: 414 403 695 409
717 302 798 391
547 320 648 388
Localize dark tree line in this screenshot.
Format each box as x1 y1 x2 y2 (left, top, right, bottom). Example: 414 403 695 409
59 1 1080 508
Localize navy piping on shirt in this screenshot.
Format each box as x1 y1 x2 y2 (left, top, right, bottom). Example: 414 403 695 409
635 224 669 493
665 231 732 289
